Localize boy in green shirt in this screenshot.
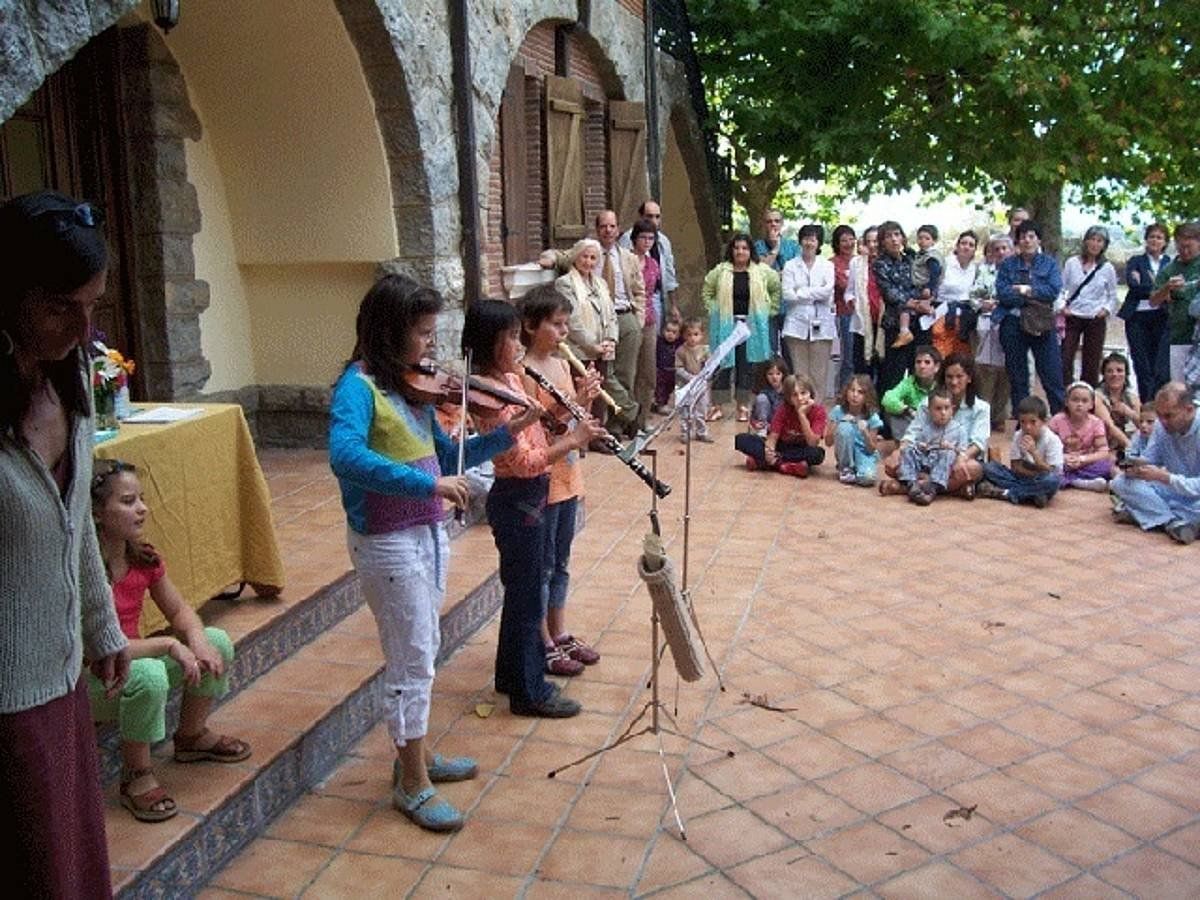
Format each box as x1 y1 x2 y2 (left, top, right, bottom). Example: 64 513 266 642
881 345 942 439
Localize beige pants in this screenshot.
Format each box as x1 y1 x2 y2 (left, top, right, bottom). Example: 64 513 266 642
783 337 834 403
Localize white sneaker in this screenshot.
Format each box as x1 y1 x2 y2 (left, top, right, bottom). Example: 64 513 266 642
1072 477 1109 492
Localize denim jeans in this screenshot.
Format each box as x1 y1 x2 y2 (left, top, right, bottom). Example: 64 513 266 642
542 496 577 613
487 475 552 704
999 314 1065 414
982 461 1060 504
1124 308 1170 402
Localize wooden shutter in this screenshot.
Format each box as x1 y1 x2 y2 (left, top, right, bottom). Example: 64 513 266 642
500 64 528 263
608 100 649 228
545 75 586 244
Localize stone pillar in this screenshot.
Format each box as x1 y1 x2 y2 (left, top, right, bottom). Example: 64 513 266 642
120 23 211 398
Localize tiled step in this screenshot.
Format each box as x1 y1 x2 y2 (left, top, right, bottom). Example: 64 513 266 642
105 452 509 898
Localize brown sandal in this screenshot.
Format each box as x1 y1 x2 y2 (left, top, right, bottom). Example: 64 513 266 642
173 729 252 764
120 768 178 823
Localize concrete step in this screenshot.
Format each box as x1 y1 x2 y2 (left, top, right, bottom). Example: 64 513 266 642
106 491 505 897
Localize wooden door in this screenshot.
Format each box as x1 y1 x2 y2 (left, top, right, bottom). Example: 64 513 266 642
607 100 648 228
0 28 141 394
545 75 587 246
500 64 529 263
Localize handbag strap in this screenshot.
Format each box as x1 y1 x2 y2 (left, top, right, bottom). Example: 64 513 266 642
1065 261 1103 308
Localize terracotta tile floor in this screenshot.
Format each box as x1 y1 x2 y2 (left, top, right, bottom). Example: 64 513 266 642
206 420 1198 898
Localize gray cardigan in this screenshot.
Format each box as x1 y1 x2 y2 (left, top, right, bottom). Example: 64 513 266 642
0 402 127 714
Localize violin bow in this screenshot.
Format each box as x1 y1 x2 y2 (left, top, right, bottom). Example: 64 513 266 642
455 349 471 524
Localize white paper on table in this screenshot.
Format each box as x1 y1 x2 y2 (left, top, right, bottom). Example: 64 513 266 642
123 406 203 424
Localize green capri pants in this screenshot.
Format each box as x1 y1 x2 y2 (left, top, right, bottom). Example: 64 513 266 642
87 627 234 744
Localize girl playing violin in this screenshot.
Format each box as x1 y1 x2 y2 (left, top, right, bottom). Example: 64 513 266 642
328 275 541 833
463 299 605 720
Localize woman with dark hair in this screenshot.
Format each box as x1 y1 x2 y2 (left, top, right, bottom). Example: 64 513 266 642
872 221 930 395
1060 225 1119 387
0 191 130 897
781 224 836 402
701 232 780 420
1119 223 1171 401
879 352 990 498
830 224 857 389
630 217 661 428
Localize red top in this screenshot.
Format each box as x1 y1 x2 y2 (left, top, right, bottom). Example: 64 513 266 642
112 557 166 639
770 401 827 446
833 254 852 316
867 268 883 324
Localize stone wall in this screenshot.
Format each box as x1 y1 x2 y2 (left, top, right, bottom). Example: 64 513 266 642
0 0 141 122
120 24 212 398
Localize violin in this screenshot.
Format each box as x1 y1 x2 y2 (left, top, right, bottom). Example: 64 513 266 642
399 361 566 433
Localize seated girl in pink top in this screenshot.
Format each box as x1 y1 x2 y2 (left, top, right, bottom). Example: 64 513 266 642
1049 381 1114 491
89 460 249 822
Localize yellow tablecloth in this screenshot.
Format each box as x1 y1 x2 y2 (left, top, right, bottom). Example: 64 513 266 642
94 404 284 635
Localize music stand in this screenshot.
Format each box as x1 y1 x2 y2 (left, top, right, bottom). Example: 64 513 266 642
545 322 751 839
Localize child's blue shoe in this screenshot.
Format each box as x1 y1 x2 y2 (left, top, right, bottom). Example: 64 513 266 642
392 754 479 787
392 785 464 832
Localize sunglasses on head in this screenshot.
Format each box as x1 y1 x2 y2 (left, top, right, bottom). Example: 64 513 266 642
33 202 105 234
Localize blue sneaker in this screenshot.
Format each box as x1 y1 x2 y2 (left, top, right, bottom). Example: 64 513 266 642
392 754 479 787
393 785 464 832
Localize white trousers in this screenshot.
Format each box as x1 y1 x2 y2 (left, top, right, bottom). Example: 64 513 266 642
348 524 446 746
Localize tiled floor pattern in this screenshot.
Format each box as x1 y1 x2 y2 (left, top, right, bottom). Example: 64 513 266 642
202 423 1198 898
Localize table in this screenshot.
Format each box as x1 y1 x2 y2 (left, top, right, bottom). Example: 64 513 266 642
94 404 285 635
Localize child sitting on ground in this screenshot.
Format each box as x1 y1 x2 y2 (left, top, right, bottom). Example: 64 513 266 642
1127 406 1157 458
881 344 941 439
748 357 788 436
676 317 713 442
893 224 943 347
897 388 964 505
735 374 827 477
89 459 250 822
1050 381 1114 491
654 317 682 413
824 373 883 486
977 396 1063 507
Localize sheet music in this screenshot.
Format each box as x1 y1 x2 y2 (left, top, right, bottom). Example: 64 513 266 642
124 406 203 424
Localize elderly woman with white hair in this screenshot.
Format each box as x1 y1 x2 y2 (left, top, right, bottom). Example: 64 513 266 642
549 238 628 438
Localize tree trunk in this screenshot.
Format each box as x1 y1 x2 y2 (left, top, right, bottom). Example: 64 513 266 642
1022 181 1065 258
732 156 782 239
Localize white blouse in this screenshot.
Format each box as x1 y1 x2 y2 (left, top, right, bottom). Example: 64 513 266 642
781 255 836 341
1062 256 1118 319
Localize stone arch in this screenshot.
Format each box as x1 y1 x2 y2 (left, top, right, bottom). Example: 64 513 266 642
332 0 436 286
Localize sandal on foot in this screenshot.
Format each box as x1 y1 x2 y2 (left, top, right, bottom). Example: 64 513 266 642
120 768 178 823
393 785 464 832
878 478 905 496
392 754 479 787
706 407 724 422
173 729 252 764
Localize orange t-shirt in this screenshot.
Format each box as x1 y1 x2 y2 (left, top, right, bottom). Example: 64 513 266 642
528 357 584 504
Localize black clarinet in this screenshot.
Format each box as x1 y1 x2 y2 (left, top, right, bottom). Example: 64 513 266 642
523 365 671 499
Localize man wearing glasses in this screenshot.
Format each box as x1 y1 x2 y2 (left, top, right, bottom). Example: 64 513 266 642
754 209 800 355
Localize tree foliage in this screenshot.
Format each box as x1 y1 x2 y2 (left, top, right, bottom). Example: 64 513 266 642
690 0 1200 247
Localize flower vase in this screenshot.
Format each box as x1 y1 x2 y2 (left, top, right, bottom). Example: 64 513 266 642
94 388 119 438
115 384 132 420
